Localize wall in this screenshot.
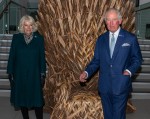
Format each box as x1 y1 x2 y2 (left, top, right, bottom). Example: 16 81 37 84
14 0 39 9
27 0 39 19
0 0 38 33
27 0 39 8
136 2 150 39
140 0 150 5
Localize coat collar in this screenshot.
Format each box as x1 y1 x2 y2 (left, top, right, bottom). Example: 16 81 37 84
112 29 125 60
104 29 125 60
19 32 38 44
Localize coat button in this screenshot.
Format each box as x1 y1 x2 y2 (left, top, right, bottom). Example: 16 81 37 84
110 65 112 67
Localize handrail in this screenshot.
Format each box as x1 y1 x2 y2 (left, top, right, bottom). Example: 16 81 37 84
0 0 26 19
136 6 150 12
0 0 7 7
0 0 2 4
11 1 26 9
0 0 11 19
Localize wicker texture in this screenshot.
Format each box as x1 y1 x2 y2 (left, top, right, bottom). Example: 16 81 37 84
37 0 136 118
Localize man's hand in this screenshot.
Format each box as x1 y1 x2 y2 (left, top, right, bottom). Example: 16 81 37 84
79 71 87 82
123 70 130 76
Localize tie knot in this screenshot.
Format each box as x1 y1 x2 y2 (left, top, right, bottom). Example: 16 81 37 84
112 33 114 37
111 33 115 41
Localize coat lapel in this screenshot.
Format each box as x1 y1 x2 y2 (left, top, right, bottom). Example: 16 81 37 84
104 32 111 59
112 29 125 60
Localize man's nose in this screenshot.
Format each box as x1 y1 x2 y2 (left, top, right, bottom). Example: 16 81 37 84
110 20 114 26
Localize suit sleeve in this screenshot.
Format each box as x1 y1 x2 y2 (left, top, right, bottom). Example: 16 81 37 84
127 36 143 75
7 34 16 74
85 38 100 78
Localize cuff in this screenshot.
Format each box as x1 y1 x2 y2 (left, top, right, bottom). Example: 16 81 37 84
84 71 88 79
125 69 132 77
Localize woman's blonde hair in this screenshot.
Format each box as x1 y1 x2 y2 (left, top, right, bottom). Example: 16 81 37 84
18 15 38 33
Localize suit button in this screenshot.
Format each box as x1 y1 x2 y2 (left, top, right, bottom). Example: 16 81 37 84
110 65 112 67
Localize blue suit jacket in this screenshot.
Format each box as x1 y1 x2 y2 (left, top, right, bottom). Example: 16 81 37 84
85 29 143 95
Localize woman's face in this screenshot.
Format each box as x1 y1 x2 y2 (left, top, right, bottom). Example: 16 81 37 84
23 20 33 35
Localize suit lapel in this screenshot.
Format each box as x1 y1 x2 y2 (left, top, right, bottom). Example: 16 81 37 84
104 32 111 59
112 29 125 60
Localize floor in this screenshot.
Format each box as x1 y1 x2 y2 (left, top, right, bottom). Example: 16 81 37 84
0 97 150 119
0 97 50 119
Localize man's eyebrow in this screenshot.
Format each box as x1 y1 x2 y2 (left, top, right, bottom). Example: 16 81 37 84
106 18 118 20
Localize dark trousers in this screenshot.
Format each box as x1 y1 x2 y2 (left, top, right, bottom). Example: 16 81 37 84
100 92 128 119
21 107 43 119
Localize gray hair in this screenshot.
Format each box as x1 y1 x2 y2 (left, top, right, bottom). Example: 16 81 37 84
104 8 122 21
18 15 38 33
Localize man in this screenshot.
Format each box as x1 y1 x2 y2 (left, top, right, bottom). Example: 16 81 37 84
79 8 143 119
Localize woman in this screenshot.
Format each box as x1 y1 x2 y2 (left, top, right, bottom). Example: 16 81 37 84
7 15 46 119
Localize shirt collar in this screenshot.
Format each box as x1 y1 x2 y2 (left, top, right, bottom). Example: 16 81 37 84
109 27 121 37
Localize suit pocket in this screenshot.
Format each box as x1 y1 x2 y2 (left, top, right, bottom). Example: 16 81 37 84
112 75 131 94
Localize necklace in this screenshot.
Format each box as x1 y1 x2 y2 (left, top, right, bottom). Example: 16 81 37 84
24 33 33 44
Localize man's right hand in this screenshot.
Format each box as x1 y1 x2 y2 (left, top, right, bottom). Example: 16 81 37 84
79 71 87 82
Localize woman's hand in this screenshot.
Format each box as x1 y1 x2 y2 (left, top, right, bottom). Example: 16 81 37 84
8 74 14 87
41 74 46 88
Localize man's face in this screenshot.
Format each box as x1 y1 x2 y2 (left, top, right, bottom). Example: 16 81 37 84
105 11 122 33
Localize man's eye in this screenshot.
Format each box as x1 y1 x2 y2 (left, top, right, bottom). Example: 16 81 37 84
106 19 118 22
106 19 111 22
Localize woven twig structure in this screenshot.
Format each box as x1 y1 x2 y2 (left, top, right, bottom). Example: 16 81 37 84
37 0 136 118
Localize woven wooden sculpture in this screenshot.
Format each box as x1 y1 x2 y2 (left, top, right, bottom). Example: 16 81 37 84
37 0 136 118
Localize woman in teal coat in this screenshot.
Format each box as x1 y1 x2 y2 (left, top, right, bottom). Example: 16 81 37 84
7 15 46 119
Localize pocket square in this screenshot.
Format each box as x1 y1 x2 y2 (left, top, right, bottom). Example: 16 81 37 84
122 43 130 47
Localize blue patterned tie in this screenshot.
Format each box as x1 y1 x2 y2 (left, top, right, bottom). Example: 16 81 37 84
110 33 115 58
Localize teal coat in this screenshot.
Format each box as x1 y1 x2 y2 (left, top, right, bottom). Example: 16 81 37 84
7 32 46 108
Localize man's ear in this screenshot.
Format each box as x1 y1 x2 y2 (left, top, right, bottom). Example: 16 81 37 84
119 19 122 25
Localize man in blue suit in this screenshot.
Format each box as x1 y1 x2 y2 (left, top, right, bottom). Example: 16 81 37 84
79 8 143 119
